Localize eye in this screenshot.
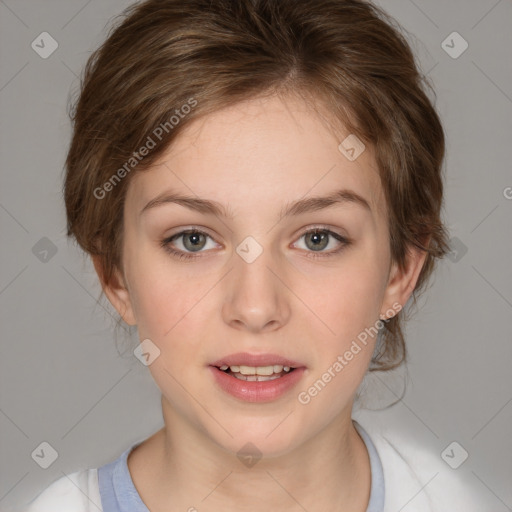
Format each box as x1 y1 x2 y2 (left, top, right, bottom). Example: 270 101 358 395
161 229 219 261
293 227 351 258
161 226 351 262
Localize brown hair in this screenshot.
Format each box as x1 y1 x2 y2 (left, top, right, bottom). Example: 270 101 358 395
65 0 450 371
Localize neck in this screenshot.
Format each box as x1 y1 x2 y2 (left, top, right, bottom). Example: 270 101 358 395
128 396 371 512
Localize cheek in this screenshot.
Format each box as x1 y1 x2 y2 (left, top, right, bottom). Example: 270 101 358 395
126 255 210 353
294 254 387 417
306 250 388 341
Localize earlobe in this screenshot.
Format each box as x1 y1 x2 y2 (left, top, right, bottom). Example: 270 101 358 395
91 256 137 326
380 242 429 320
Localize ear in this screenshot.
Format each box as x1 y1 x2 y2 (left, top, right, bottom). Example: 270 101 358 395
380 238 430 320
92 255 137 326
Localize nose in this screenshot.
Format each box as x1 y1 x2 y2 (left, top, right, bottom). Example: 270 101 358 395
221 243 291 333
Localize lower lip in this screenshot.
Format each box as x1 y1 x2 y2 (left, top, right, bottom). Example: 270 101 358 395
209 366 306 402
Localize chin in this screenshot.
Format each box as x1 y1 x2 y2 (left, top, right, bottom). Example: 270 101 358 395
207 419 305 461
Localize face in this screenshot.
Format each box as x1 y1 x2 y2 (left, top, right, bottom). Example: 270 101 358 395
100 93 424 457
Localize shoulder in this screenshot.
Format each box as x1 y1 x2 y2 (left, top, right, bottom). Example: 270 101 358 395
355 417 490 512
21 468 101 512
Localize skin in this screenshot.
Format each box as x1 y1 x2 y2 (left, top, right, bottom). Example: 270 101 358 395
93 92 428 512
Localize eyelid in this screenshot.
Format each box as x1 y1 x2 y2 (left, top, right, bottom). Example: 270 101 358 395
291 223 349 241
164 224 348 243
164 225 220 243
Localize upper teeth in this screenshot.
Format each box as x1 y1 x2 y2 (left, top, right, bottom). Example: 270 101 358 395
219 364 291 375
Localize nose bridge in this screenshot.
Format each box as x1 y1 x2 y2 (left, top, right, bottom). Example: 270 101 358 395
222 235 290 332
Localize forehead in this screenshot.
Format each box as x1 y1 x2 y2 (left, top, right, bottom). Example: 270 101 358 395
127 93 386 222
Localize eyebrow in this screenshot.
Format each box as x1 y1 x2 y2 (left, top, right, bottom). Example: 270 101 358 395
140 188 371 219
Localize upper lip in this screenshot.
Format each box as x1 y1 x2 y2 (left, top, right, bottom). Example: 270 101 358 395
210 352 305 368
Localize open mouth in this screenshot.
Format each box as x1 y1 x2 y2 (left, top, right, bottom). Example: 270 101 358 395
209 360 306 402
216 364 297 382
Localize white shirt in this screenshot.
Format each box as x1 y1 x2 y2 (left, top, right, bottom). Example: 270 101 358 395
20 418 489 511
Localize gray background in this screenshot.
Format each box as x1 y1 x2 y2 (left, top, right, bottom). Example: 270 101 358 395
0 0 511 510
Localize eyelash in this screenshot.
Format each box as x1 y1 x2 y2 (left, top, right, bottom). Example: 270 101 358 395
160 226 351 262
